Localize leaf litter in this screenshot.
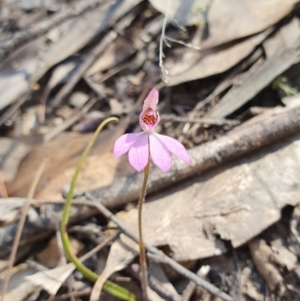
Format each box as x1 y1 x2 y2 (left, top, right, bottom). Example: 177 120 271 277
1 0 300 300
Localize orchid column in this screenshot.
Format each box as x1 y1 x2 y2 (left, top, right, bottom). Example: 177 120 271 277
114 88 192 300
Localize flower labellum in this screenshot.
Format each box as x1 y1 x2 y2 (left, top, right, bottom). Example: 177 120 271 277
113 88 192 172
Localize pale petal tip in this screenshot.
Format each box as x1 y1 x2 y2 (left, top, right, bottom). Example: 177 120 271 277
143 87 159 111
150 87 159 94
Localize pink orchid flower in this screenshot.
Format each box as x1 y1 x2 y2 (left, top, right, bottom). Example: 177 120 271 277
113 88 192 172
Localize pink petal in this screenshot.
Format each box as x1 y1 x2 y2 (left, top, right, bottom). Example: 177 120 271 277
113 132 143 158
149 134 172 172
143 88 159 112
128 133 149 172
154 133 192 165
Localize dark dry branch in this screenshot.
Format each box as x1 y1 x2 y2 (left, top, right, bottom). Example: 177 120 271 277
160 114 239 126
89 104 300 208
82 194 232 301
1 104 300 258
0 0 109 63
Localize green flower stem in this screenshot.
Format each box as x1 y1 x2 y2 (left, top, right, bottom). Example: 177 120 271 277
138 158 151 301
60 117 135 301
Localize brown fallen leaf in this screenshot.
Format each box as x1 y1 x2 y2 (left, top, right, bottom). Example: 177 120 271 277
35 236 84 268
202 0 299 48
6 119 133 200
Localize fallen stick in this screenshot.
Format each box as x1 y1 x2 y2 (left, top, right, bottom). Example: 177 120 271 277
1 104 300 258
89 104 300 208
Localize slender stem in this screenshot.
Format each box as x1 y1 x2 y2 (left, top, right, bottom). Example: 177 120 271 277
60 117 136 301
138 159 151 301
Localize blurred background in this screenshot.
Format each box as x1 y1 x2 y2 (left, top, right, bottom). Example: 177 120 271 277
1 0 300 300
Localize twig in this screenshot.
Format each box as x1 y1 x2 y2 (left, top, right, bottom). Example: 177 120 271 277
160 114 239 126
181 266 210 301
164 36 201 50
159 0 172 83
0 159 47 301
26 230 119 272
81 231 120 261
130 264 181 301
51 288 92 301
83 194 232 301
0 0 108 63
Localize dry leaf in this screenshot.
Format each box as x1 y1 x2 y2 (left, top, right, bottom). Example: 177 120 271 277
248 239 284 292
0 198 38 226
202 0 299 48
36 236 84 268
85 36 135 77
0 263 38 301
26 263 75 295
1 281 38 301
114 134 300 261
90 234 166 301
148 261 180 298
7 120 133 200
207 18 300 118
270 237 297 271
89 234 137 300
149 0 210 26
0 138 32 182
166 30 268 86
